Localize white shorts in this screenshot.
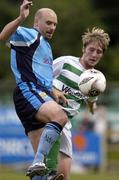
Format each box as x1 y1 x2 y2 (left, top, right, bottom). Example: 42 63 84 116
59 121 72 158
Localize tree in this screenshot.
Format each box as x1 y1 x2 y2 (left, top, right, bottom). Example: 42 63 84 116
0 0 104 80
92 0 119 81
92 0 119 45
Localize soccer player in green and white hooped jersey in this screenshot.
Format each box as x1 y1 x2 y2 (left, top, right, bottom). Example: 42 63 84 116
52 55 96 180
45 27 110 180
33 27 110 180
45 56 87 180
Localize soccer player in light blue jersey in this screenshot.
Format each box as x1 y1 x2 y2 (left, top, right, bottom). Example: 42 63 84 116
0 1 67 179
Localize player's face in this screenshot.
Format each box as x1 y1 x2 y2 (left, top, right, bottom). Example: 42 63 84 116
36 11 57 39
81 42 103 69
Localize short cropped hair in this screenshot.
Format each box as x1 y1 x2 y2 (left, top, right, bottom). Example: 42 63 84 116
82 27 110 51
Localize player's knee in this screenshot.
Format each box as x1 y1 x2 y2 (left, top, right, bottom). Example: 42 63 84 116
56 108 68 125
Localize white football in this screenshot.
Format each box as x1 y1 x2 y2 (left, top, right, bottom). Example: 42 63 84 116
78 69 106 97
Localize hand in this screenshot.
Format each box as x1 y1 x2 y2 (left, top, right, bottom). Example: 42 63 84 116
87 101 97 114
20 0 33 20
52 87 68 105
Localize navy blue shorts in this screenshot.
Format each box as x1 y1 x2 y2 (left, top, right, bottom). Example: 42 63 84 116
13 82 53 135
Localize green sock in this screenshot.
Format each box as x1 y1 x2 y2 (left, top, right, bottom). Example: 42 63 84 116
31 137 61 180
46 137 61 172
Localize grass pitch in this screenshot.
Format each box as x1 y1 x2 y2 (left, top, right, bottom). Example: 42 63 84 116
0 168 119 180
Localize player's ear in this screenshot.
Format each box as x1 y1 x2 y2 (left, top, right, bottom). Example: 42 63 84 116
82 47 85 53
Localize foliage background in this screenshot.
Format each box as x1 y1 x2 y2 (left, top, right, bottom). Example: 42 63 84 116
0 0 119 82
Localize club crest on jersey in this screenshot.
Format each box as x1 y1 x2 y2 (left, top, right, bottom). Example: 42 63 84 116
39 92 47 98
43 58 52 65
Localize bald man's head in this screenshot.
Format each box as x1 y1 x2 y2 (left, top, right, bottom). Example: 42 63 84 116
33 8 57 39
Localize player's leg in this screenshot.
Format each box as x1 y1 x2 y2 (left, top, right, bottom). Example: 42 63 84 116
13 86 68 177
57 125 72 180
28 129 63 180
28 122 72 180
58 153 71 180
28 128 46 180
46 137 64 180
46 136 60 171
28 101 68 175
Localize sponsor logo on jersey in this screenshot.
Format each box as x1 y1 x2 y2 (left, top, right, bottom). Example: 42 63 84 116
62 84 85 99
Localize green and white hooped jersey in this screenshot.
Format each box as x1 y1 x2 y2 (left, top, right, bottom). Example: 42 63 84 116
53 56 88 117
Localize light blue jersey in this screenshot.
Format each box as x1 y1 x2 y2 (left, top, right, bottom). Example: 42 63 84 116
9 26 53 91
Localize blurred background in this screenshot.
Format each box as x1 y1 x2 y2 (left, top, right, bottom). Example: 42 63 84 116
0 0 119 179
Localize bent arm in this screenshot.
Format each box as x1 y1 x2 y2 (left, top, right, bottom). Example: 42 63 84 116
52 87 68 105
87 101 97 114
0 17 24 41
0 0 33 41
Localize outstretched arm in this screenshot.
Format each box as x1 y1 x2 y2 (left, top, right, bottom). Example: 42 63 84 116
0 0 33 41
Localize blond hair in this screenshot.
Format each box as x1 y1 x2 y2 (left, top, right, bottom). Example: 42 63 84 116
82 27 110 51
